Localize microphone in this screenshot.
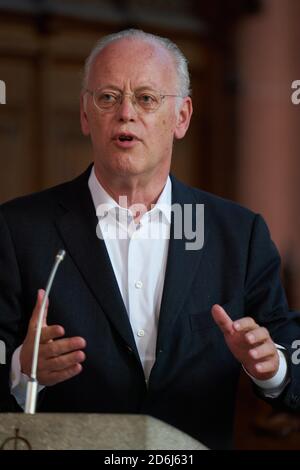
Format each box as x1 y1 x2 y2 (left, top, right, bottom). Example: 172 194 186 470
24 249 66 414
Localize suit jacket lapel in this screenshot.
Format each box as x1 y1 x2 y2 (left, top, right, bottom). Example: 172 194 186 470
54 167 140 361
53 169 210 363
156 176 210 352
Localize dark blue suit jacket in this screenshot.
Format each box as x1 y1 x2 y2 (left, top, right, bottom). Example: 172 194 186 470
0 166 299 449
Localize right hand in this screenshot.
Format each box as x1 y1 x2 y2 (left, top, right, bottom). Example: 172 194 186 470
20 289 86 386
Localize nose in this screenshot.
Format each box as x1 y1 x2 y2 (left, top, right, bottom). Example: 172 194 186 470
116 93 137 122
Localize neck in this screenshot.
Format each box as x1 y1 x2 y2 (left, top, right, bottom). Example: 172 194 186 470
94 166 168 218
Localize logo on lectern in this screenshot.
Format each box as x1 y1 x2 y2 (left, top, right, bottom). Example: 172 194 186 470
0 428 32 450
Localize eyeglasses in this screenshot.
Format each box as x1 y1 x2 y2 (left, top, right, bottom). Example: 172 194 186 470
84 88 182 113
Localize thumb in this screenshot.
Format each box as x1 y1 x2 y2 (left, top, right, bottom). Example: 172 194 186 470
30 289 49 329
211 304 234 336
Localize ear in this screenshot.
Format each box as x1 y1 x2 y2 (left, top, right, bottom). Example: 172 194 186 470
80 93 90 136
174 97 193 140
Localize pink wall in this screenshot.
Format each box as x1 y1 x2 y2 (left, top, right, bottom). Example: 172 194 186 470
236 0 300 307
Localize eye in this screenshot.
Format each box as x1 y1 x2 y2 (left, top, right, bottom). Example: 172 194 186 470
140 94 154 102
96 91 119 108
136 92 159 109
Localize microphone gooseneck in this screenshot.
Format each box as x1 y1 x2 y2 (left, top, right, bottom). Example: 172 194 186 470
24 249 66 414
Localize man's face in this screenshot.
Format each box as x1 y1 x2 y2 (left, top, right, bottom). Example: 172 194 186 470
80 38 192 183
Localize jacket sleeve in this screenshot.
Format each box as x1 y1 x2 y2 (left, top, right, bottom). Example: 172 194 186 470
244 213 300 410
0 208 25 411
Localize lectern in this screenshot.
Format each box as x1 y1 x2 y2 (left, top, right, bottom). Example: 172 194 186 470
0 414 207 450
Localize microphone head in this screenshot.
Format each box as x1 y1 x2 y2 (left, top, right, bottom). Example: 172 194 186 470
56 249 66 262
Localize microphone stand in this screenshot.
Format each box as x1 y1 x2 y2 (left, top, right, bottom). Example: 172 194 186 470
24 250 66 414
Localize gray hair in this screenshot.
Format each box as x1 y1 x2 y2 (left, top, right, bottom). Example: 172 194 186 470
82 29 191 97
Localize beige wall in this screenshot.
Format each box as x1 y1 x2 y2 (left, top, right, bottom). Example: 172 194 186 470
0 13 208 203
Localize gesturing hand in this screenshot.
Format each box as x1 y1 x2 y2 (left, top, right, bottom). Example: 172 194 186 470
211 304 279 380
20 289 86 386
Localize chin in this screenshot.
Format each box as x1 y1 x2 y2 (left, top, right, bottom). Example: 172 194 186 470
111 154 146 176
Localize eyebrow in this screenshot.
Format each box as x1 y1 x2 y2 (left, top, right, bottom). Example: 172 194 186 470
97 84 161 92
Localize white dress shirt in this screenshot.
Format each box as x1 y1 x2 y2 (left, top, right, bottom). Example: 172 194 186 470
89 166 171 380
10 165 288 407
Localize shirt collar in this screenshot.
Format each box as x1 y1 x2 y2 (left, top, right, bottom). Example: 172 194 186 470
88 165 172 225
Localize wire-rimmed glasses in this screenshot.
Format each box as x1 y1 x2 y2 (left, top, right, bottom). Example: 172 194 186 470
84 88 183 113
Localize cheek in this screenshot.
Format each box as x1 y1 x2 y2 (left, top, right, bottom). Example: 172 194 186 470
155 117 175 140
89 117 109 141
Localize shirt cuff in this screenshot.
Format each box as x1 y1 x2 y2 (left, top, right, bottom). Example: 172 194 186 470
10 344 45 409
243 346 290 398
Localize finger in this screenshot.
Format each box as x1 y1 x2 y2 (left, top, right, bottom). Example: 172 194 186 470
255 357 279 375
40 324 65 343
39 363 83 386
211 304 234 335
233 317 257 333
30 289 49 329
245 327 270 346
41 336 86 359
40 350 86 372
249 342 276 361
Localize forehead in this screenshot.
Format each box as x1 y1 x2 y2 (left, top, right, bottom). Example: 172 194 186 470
88 38 178 90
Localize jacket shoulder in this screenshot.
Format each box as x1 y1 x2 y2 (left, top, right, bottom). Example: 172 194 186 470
171 175 257 226
0 167 91 218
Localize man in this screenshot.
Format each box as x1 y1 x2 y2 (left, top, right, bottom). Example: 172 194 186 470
0 29 299 450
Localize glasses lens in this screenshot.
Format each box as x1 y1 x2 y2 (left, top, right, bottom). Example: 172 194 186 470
92 89 163 112
135 91 161 112
94 90 120 110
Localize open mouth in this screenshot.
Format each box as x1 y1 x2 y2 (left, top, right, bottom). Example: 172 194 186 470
118 135 134 142
113 133 139 148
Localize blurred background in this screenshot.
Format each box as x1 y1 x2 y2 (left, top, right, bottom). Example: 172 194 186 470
0 0 300 449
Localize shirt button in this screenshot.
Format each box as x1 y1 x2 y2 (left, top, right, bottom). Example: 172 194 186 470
135 280 143 289
137 329 145 337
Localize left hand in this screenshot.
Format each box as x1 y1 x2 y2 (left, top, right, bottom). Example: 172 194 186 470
211 304 279 380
